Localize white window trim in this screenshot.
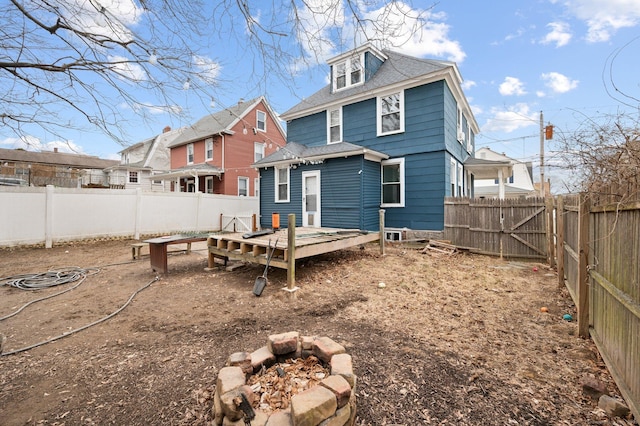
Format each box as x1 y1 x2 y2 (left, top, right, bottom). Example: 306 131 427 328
254 142 265 162
128 171 138 184
238 176 249 197
275 166 290 203
205 176 214 194
187 143 194 165
381 158 405 207
205 138 214 161
450 158 457 196
254 177 260 197
256 110 267 132
332 53 365 92
376 90 405 136
327 107 342 144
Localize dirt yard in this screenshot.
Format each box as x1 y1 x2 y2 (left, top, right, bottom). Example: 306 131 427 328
0 238 633 425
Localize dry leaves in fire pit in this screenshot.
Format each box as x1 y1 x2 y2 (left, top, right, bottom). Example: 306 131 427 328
247 355 329 413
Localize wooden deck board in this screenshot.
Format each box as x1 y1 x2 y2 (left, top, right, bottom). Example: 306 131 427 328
207 227 380 270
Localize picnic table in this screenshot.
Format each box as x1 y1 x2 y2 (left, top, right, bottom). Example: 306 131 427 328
144 234 209 274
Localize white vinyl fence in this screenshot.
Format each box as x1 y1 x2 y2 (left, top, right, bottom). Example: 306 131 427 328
0 186 259 248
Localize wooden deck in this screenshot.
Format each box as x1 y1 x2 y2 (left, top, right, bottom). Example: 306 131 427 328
207 226 382 289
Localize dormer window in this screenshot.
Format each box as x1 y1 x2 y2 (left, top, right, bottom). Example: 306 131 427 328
333 54 364 92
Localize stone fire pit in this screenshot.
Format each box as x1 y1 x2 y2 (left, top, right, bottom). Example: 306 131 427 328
213 331 357 425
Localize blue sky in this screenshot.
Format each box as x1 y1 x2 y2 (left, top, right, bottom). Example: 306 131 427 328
2 0 639 191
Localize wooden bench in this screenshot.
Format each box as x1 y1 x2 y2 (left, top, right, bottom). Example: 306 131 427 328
131 242 148 260
143 234 208 273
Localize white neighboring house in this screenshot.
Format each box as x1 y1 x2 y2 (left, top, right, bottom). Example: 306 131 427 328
106 126 184 190
473 147 536 198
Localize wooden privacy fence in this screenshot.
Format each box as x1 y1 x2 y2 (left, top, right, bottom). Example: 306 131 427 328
556 194 640 421
444 197 549 259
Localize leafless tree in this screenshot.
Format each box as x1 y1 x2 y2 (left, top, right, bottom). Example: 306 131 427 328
555 111 640 203
0 0 433 148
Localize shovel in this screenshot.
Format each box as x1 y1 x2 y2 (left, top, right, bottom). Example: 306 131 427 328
253 237 278 296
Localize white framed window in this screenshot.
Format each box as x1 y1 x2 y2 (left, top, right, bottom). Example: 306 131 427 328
256 110 266 132
254 142 265 162
466 126 473 152
381 158 405 207
187 143 194 164
450 158 465 196
205 176 214 194
327 107 342 144
377 91 404 136
333 54 364 91
128 171 138 183
457 105 465 145
450 158 457 196
254 177 260 197
205 138 213 161
238 176 249 196
152 171 162 185
275 166 290 203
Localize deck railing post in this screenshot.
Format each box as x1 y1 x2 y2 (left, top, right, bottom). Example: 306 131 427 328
379 209 385 255
286 214 296 294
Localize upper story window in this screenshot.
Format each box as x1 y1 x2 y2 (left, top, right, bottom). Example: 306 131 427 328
377 91 404 136
327 108 342 144
254 142 265 162
205 138 213 161
122 152 130 164
256 110 266 132
187 143 194 164
332 54 364 91
275 166 290 203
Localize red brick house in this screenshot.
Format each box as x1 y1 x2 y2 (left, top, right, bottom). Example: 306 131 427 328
155 97 286 195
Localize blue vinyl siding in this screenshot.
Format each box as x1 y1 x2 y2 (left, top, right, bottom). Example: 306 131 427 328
383 151 446 230
259 156 382 230
364 51 384 82
286 111 327 147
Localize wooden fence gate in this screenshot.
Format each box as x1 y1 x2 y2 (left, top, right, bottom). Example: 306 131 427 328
444 197 548 259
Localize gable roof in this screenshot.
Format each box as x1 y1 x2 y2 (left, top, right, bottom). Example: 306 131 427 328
0 148 118 169
168 96 285 148
280 47 478 133
252 141 388 168
110 127 185 171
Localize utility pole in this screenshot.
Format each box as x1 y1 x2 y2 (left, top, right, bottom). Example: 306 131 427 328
539 111 545 197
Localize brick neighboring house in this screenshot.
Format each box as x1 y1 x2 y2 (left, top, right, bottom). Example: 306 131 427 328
105 126 184 190
156 97 286 195
0 147 118 188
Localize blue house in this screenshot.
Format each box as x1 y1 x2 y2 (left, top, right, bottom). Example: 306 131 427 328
254 43 479 235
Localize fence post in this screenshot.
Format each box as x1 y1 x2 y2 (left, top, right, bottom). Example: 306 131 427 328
577 193 591 338
134 188 142 240
556 196 565 288
45 185 54 248
546 197 556 268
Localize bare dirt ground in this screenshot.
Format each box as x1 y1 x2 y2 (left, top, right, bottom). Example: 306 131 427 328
0 238 634 425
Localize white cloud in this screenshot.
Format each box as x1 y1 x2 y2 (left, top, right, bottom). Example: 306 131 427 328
481 103 538 133
541 72 579 93
499 77 527 96
194 55 222 84
109 55 146 81
56 0 143 44
461 80 476 90
541 22 572 47
560 0 640 42
1 136 84 154
361 4 466 62
291 1 466 72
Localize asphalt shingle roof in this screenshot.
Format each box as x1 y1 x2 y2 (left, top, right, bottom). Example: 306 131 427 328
281 49 453 119
253 141 387 167
0 148 118 169
168 98 261 148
